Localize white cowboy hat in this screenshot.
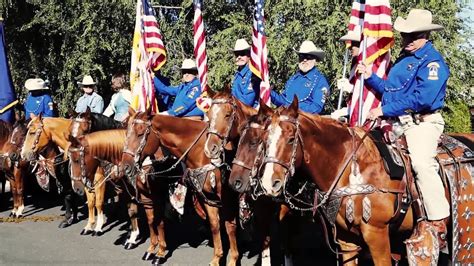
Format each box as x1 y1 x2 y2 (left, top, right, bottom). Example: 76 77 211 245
297 40 325 60
77 75 96 86
233 39 251 52
180 59 198 70
339 26 362 42
25 78 49 91
394 9 443 33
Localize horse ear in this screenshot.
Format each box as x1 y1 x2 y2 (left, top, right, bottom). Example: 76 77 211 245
258 100 273 118
206 89 216 98
145 105 152 116
128 107 136 117
37 112 43 120
223 83 231 94
30 113 37 120
85 106 91 116
288 95 299 117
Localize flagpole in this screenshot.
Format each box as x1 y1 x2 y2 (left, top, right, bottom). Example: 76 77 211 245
357 35 367 126
337 48 350 110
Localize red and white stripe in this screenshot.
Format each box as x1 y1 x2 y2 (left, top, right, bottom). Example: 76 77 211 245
348 0 393 127
193 0 208 92
249 0 271 106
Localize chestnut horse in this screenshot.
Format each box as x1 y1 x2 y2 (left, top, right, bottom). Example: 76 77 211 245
120 110 238 266
0 120 28 217
21 115 81 227
257 98 474 264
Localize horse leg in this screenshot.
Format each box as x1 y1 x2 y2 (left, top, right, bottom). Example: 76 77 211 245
205 204 224 266
222 186 239 266
143 206 158 261
124 201 140 250
254 198 277 266
13 167 25 218
81 189 95 235
155 212 167 259
9 177 17 217
92 172 106 236
361 225 391 266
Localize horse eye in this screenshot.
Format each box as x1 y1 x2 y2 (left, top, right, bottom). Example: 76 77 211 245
249 140 259 148
225 113 231 118
288 137 295 145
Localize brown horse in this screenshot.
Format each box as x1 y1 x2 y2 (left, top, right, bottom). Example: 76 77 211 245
257 98 474 265
120 109 238 266
68 129 127 236
20 115 81 227
0 120 27 217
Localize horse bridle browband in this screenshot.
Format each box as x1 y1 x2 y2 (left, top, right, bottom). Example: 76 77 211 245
231 121 267 195
205 98 237 159
260 115 302 186
122 118 153 171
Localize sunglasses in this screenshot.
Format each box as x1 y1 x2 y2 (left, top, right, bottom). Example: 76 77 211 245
234 51 250 57
400 32 426 41
181 70 197 75
351 41 361 48
82 85 94 88
298 54 316 61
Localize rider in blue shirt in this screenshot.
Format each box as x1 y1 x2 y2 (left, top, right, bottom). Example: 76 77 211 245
358 9 450 246
154 59 203 118
271 41 330 114
231 39 260 107
24 78 55 119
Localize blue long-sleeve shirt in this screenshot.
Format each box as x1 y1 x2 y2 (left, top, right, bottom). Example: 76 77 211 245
365 42 449 117
271 67 329 114
231 64 260 107
25 93 54 118
154 75 204 117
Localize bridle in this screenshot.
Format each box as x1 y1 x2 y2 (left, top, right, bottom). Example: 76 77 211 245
260 114 303 190
231 120 267 197
205 98 237 159
122 118 154 172
67 145 88 186
71 117 91 138
25 118 49 160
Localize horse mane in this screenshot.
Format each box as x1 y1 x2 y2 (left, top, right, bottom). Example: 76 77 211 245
83 112 124 131
0 120 13 141
84 129 126 163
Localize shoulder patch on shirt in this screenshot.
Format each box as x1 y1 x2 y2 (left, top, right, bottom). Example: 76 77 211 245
427 62 440 81
188 87 199 98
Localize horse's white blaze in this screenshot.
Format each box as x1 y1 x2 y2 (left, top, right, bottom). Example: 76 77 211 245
204 105 221 154
261 123 282 194
71 122 80 138
126 228 140 244
94 212 105 232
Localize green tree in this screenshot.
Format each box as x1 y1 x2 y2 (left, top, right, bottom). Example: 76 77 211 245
1 0 472 131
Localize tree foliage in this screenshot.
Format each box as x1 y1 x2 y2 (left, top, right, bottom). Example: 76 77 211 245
1 0 472 132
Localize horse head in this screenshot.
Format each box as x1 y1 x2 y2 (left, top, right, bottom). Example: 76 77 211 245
229 102 272 193
9 118 28 162
260 96 304 197
21 113 49 162
204 90 257 160
120 108 160 179
69 107 92 138
67 135 90 196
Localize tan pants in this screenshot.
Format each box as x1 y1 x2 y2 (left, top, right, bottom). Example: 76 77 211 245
402 113 450 220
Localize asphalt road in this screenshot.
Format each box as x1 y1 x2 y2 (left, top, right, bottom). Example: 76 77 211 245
0 181 336 266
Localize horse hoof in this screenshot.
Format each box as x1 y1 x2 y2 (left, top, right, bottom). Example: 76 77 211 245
58 218 73 229
80 229 92 235
9 212 14 217
142 252 155 261
15 214 23 219
92 231 103 237
124 242 136 250
151 256 165 265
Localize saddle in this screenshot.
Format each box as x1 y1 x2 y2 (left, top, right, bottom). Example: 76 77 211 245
371 127 474 264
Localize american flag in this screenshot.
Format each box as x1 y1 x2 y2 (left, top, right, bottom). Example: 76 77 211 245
130 0 167 113
347 0 393 126
193 0 212 112
249 0 271 106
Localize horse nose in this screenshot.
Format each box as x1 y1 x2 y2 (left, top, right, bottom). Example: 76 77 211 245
272 179 283 193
